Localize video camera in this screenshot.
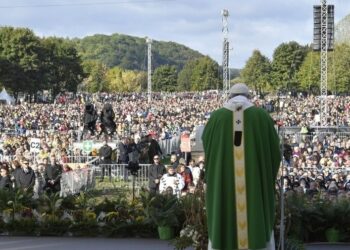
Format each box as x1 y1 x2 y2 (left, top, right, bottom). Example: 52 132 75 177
126 150 140 176
126 161 141 176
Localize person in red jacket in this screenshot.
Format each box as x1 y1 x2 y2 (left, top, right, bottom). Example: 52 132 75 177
177 163 192 194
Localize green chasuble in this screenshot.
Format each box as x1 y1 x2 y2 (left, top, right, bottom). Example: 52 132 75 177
202 106 281 250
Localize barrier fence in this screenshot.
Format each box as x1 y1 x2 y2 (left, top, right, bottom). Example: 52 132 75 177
59 163 152 196
279 131 350 144
65 155 99 164
94 164 150 188
60 167 95 197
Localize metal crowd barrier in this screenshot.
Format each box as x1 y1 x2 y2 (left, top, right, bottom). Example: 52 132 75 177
283 132 350 144
284 166 350 176
159 136 180 155
94 164 151 188
65 155 99 164
60 167 95 197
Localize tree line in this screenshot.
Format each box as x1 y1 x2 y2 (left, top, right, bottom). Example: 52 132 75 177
239 41 350 95
1 26 350 95
0 27 220 95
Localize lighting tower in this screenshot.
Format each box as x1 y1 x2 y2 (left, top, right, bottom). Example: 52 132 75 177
320 0 329 125
222 9 230 97
146 37 152 103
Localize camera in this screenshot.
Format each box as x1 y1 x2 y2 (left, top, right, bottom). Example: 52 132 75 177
126 161 140 176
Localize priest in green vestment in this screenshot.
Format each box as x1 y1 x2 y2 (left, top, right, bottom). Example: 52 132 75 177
202 83 281 250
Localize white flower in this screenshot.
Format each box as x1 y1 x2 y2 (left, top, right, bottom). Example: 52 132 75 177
97 211 106 221
61 210 74 221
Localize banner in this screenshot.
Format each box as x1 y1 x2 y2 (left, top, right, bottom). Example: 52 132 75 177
180 133 191 152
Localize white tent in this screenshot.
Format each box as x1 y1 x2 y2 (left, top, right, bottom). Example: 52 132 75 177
0 88 15 105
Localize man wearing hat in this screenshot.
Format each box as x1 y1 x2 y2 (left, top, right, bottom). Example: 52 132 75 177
202 83 281 250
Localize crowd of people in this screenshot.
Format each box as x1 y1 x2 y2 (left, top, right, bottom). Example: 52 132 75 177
0 91 350 200
148 153 205 197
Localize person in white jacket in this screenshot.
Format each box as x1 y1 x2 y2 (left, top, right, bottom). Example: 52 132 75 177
159 166 185 197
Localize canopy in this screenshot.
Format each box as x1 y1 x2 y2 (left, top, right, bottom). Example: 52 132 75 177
0 88 15 105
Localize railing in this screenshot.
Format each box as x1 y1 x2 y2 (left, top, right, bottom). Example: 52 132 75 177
64 155 99 164
283 166 350 176
94 164 151 188
159 136 180 155
60 167 95 197
281 131 350 143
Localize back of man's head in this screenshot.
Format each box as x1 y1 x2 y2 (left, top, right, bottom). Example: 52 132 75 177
228 83 250 98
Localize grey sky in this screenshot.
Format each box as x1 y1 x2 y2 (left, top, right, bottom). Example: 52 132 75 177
0 0 349 68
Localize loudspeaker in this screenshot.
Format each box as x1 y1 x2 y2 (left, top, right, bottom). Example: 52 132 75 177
313 5 334 51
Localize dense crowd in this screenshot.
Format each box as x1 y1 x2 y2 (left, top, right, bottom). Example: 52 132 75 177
0 91 350 199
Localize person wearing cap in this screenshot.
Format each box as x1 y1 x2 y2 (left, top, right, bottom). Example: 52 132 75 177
202 83 281 250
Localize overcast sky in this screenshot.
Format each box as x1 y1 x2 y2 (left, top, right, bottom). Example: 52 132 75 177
0 0 349 68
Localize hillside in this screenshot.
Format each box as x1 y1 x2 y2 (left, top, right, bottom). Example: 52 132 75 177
73 33 204 71
335 14 350 45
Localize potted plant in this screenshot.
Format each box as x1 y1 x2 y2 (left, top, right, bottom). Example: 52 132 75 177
172 185 208 250
146 193 180 240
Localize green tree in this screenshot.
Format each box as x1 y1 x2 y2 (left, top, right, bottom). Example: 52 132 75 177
177 60 196 91
152 65 178 91
270 41 308 91
0 27 44 96
178 56 220 91
191 56 220 91
106 67 144 92
296 51 320 93
41 37 85 97
82 60 108 93
296 44 350 94
240 50 271 93
333 43 350 93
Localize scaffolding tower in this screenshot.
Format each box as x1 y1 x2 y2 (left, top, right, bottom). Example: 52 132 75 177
320 0 328 125
146 37 152 103
222 9 230 97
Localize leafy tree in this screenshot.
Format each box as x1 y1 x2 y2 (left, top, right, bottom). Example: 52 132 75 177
0 27 44 95
41 37 85 97
270 41 308 91
177 60 196 91
240 50 271 93
333 43 350 93
178 56 220 91
82 60 108 93
296 44 350 94
152 65 178 91
106 67 145 92
296 51 320 93
191 56 220 91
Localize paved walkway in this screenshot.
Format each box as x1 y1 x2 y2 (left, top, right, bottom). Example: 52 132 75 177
305 243 350 250
1 237 350 250
0 237 184 250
